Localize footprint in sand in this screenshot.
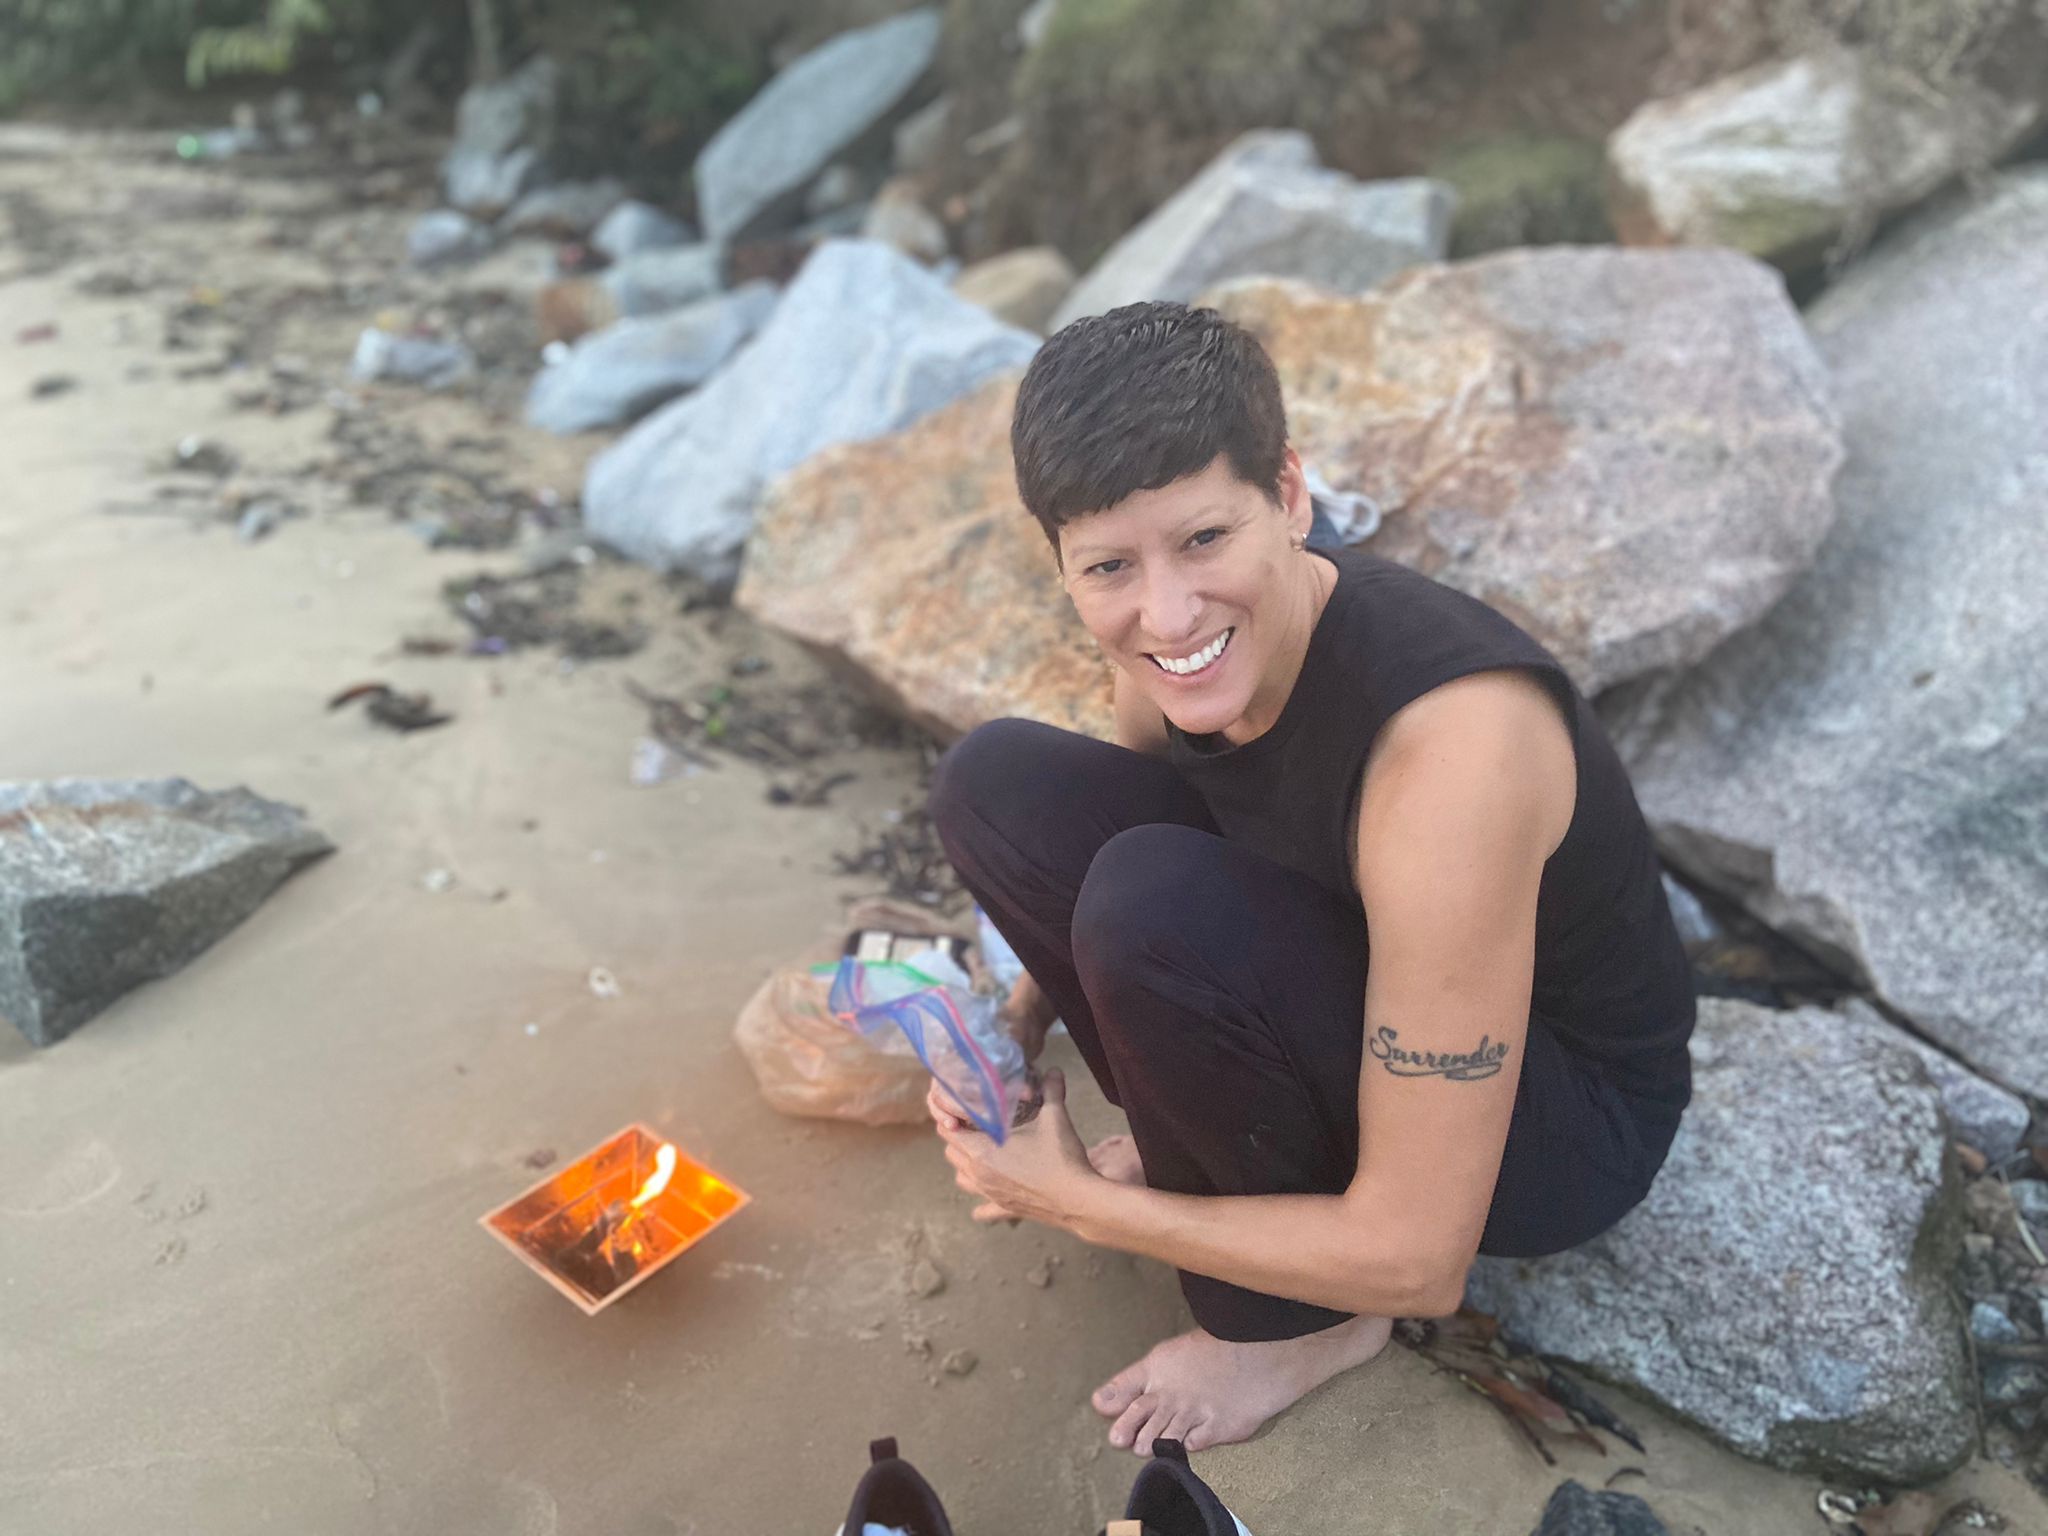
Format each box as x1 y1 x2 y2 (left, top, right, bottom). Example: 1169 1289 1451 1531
0 1137 120 1216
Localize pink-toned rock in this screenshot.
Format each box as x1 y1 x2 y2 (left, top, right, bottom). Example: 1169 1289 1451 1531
1207 247 1842 695
735 374 1111 741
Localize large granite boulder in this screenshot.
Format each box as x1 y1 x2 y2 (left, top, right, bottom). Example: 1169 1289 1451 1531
736 373 1109 740
1601 169 2048 1099
1208 248 1842 695
1049 130 1452 330
1 780 333 1047
1466 1000 1972 1484
443 56 559 218
1608 46 2042 267
694 8 943 244
526 282 777 435
584 240 1038 582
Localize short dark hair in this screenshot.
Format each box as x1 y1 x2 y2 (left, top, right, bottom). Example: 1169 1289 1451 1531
1011 301 1288 555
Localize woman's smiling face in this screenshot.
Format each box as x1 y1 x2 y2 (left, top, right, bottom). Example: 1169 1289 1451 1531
1057 449 1316 741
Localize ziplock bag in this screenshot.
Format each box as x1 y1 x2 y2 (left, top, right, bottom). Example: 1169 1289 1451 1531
826 946 1028 1142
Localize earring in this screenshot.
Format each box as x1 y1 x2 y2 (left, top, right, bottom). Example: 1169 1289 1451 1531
1290 532 1307 552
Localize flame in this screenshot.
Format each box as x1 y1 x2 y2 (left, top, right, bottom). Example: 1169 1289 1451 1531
629 1143 677 1211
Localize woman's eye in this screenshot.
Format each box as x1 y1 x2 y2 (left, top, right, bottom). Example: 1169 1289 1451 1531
1088 559 1126 577
1189 527 1226 548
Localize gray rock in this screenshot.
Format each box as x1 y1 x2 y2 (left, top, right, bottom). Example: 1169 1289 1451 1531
1051 130 1452 330
1210 247 1843 694
1866 1004 2033 1162
442 57 559 218
892 93 951 178
0 779 332 1046
804 163 869 221
1530 1481 1669 1536
1608 46 2041 267
583 239 1037 581
591 200 692 263
1661 872 1721 950
350 328 474 390
407 208 491 268
1602 169 2048 1098
1465 999 1972 1483
526 282 777 435
2013 1180 2048 1230
1971 1300 2020 1345
445 143 544 221
694 9 943 243
601 244 724 319
500 177 626 239
1983 1362 2048 1408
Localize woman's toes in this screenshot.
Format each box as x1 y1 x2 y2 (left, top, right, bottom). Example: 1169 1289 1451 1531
1181 1413 1220 1453
1093 1365 1146 1417
1131 1404 1175 1457
1109 1393 1158 1450
1156 1410 1196 1450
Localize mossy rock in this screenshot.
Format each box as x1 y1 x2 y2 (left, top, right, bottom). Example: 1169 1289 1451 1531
1000 0 1529 263
1428 133 1611 257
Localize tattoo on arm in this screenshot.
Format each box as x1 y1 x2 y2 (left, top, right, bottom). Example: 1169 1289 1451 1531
1369 1026 1510 1082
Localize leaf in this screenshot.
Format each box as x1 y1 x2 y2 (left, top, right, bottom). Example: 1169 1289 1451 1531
1470 1373 1607 1456
1541 1366 1647 1454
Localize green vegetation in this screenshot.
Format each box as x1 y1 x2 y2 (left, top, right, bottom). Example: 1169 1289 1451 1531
1428 135 1611 258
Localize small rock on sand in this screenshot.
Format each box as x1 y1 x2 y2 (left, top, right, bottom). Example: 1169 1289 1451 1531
907 1255 946 1299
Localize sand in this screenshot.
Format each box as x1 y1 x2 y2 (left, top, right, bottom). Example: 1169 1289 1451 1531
2 120 2041 1536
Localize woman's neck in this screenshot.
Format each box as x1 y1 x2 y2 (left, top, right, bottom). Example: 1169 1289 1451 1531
1221 552 1338 747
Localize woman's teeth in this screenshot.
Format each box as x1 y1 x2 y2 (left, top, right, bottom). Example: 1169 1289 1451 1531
1150 628 1233 676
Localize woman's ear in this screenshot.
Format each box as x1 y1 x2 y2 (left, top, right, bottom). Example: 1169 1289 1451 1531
1279 446 1312 543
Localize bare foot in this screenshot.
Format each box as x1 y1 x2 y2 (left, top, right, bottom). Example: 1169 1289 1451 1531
1087 1134 1145 1187
1091 1314 1394 1455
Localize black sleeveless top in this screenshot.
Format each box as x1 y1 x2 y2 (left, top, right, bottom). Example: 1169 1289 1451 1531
1166 546 1695 1111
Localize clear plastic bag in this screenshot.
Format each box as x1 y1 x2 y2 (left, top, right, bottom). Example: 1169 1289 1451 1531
732 962 931 1126
828 946 1028 1142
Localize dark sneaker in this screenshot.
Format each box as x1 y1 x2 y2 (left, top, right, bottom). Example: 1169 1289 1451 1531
837 1437 955 1536
1105 1438 1254 1536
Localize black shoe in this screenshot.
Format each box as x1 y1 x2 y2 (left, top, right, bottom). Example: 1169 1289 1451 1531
1105 1439 1253 1536
838 1437 955 1536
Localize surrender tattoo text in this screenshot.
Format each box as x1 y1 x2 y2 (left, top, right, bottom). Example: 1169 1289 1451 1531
1369 1026 1510 1083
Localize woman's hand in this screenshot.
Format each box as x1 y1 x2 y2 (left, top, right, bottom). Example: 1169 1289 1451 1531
932 1069 1100 1229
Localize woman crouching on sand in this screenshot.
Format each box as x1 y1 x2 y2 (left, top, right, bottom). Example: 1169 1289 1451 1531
926 302 1696 1457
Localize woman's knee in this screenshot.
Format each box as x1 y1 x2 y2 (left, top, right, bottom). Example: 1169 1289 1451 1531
1072 824 1233 984
927 718 1050 844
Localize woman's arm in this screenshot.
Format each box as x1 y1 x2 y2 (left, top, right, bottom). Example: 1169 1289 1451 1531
941 670 1577 1316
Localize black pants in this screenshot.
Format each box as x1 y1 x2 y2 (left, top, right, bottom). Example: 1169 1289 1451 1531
929 718 1680 1343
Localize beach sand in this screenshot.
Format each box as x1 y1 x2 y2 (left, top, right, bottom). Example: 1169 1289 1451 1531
2 121 2039 1535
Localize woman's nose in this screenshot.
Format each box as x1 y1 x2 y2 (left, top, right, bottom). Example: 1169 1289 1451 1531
1138 578 1203 646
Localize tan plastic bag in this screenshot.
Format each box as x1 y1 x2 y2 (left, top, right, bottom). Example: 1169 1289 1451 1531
731 898 980 1127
